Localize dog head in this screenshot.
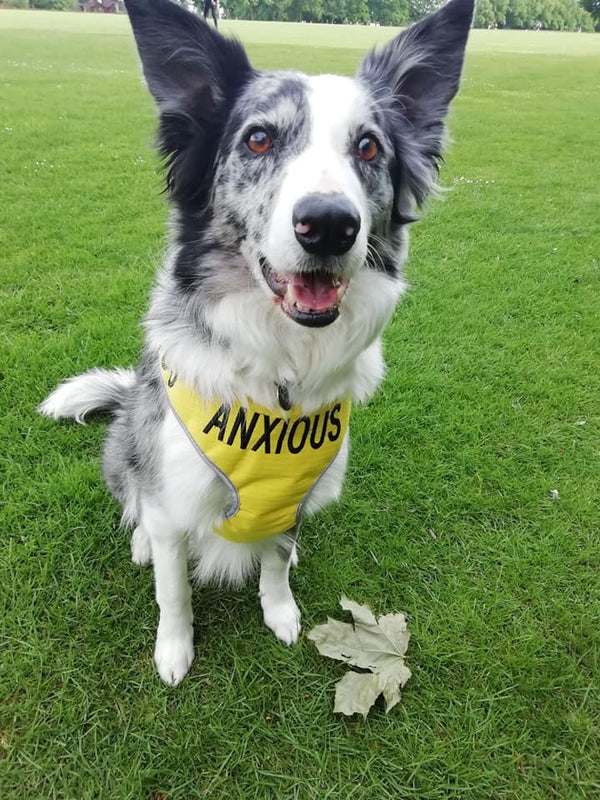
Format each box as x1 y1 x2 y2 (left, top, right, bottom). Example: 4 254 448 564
125 0 473 330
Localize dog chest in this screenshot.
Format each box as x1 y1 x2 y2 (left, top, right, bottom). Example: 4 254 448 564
161 364 351 543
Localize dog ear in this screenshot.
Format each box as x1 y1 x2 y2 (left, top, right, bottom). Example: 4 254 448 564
358 0 474 213
124 0 254 206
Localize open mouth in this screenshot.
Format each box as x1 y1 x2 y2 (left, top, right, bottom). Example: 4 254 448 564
260 257 348 328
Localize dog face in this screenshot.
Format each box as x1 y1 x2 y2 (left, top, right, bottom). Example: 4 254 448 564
212 71 394 328
125 0 472 329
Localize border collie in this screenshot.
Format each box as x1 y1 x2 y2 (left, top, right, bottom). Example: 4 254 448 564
39 0 474 685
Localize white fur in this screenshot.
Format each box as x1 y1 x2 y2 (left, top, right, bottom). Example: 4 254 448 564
38 368 135 423
265 76 374 281
148 267 404 415
260 545 301 645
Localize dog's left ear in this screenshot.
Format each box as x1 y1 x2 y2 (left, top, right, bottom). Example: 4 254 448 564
358 0 474 211
124 0 254 206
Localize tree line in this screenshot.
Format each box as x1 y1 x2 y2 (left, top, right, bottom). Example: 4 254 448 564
6 0 598 31
201 0 598 31
474 0 596 30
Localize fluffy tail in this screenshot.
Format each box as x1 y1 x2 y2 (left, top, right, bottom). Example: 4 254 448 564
37 368 136 424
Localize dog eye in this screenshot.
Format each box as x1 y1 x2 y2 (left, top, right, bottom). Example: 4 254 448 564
356 135 380 162
246 128 273 154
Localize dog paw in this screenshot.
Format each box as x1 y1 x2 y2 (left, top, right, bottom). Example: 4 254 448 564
262 598 301 645
154 627 194 686
131 526 152 566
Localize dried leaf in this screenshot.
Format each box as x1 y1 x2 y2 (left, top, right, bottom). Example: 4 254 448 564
333 671 383 717
376 612 411 656
309 599 410 671
378 661 412 713
339 596 378 626
308 598 411 717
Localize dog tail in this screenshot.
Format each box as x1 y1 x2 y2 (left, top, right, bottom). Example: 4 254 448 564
37 368 136 424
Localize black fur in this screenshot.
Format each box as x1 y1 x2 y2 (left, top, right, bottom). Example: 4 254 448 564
125 0 254 209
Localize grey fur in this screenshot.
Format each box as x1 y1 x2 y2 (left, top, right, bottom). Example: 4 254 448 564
102 350 167 526
214 72 311 247
275 529 299 563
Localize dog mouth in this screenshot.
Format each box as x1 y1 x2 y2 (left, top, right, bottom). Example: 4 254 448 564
260 257 348 328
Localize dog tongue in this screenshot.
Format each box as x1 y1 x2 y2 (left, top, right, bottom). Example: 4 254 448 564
291 273 338 311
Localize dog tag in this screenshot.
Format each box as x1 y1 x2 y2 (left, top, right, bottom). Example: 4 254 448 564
277 383 292 411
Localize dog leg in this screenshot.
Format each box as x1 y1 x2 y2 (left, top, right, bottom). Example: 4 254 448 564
259 536 301 645
131 525 152 566
142 502 194 685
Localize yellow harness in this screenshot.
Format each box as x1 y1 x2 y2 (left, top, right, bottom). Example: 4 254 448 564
161 365 351 544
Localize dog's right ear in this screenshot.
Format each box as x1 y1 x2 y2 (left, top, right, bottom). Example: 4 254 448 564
124 0 254 206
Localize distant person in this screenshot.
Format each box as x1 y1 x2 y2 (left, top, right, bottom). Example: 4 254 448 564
203 0 218 28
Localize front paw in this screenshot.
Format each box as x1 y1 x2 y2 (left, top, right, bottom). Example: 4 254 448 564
262 598 301 645
154 625 194 686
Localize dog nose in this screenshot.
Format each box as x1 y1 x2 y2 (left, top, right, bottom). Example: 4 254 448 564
292 193 360 257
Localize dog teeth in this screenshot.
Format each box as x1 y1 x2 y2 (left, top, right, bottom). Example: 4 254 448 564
336 283 348 302
286 283 297 304
295 301 338 314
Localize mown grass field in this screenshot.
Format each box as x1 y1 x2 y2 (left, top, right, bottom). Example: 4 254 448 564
1 9 599 799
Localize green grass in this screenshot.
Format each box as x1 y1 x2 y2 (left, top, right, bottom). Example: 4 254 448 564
2 9 600 799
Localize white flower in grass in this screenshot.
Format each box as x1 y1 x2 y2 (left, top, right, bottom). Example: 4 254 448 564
452 176 495 185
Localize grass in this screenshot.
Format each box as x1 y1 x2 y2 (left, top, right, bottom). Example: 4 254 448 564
1 9 600 799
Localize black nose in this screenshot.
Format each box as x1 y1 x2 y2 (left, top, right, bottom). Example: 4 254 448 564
292 193 361 257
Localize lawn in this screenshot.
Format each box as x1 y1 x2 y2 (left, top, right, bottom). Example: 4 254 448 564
1 9 599 799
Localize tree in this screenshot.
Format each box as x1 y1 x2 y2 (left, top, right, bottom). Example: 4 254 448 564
408 0 439 22
30 0 74 7
321 0 347 24
287 0 323 21
369 0 410 25
580 0 600 27
475 0 496 25
347 0 369 22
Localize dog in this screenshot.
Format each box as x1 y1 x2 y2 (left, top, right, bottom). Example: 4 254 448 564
39 0 473 685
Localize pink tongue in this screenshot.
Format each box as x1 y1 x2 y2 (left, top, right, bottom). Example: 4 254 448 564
291 273 337 311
